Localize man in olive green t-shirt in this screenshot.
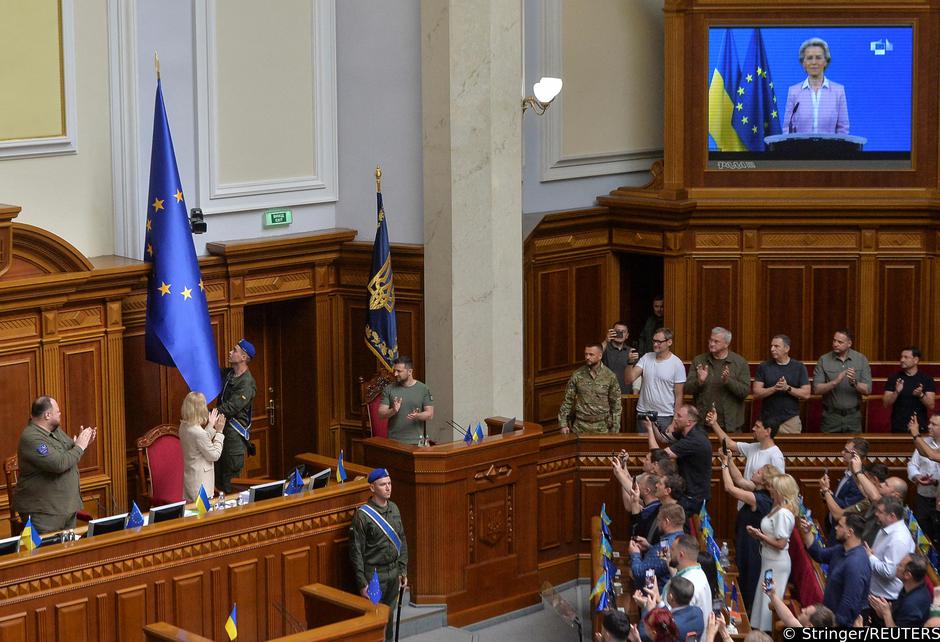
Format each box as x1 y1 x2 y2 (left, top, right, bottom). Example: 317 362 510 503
378 356 434 445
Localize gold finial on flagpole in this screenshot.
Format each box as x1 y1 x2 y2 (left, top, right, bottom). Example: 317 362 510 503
375 165 382 192
154 51 160 80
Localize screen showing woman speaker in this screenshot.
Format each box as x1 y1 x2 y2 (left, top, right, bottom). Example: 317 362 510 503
706 26 912 169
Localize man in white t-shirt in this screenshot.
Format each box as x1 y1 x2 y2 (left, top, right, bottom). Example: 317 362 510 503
626 327 686 434
706 409 785 508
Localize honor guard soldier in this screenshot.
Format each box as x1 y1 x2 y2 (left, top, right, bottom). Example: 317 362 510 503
350 468 408 642
558 343 622 434
215 339 257 493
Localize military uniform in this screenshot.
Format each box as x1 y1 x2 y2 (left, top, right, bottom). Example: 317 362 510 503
13 422 85 534
557 364 622 433
349 498 409 641
215 367 257 493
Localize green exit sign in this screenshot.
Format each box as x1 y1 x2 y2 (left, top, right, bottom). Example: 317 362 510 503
264 209 293 227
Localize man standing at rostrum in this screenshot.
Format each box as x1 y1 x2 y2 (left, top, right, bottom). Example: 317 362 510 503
350 468 409 642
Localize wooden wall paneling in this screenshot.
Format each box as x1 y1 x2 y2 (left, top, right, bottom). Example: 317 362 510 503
103 301 128 512
878 260 922 359
662 250 688 357
694 260 738 348
55 598 91 642
243 304 274 478
0 612 27 642
536 267 570 373
810 263 857 359
281 548 311 635
171 573 206 637
761 263 807 361
573 260 608 361
59 339 104 473
0 348 39 516
114 586 149 642
228 553 261 639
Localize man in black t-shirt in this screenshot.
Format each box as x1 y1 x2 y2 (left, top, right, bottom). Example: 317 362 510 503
644 404 712 513
752 334 811 434
884 347 936 433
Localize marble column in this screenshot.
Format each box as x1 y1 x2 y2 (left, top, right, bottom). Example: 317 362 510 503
421 0 524 442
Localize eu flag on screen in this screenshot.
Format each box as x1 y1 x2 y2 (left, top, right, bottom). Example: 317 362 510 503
366 568 383 604
733 28 782 151
126 501 145 529
365 188 398 371
144 79 222 402
708 29 746 151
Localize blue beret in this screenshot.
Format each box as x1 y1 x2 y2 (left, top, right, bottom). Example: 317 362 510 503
368 468 390 483
238 338 256 359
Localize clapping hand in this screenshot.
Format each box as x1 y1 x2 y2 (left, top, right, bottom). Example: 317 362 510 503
914 383 925 399
909 414 921 437
705 407 719 428
721 365 730 383
895 378 905 394
774 376 788 391
868 595 891 618
391 396 402 414
696 363 709 384
818 473 830 492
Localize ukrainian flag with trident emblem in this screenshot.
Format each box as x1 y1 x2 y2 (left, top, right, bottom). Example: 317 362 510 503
365 166 399 370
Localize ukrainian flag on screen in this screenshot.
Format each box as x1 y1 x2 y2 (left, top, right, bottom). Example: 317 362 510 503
708 29 746 151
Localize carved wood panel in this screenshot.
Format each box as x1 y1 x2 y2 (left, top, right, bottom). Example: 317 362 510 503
55 598 91 642
229 559 261 641
695 260 738 346
60 340 104 473
115 585 149 642
171 573 206 636
0 349 39 472
810 263 857 359
537 268 570 372
879 260 922 359
761 263 807 359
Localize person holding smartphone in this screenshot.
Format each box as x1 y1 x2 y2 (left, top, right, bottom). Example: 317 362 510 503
602 321 640 394
745 474 798 631
907 414 940 543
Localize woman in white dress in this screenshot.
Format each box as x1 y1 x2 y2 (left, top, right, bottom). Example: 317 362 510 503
179 392 226 502
745 473 798 631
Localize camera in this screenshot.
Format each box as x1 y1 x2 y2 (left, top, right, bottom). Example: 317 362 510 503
637 411 659 422
189 207 207 234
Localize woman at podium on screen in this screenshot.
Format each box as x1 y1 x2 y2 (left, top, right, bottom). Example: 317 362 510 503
782 38 850 135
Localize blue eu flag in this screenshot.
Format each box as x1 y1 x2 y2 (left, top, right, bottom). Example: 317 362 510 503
126 501 145 529
366 568 383 604
733 28 782 151
144 79 222 401
365 180 398 371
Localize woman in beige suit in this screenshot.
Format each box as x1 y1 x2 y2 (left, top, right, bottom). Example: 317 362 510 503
179 392 225 502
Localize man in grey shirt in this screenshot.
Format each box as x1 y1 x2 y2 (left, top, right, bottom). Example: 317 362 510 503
813 329 871 433
378 356 434 445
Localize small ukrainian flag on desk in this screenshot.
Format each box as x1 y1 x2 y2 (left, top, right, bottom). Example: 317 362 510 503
20 516 41 551
195 484 211 516
225 603 237 640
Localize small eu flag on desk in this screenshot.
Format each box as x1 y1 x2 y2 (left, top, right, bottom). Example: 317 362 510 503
126 501 145 529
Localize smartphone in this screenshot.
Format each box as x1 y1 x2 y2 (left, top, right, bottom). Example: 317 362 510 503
615 329 624 339
712 596 725 616
763 569 774 592
721 438 728 455
645 568 656 590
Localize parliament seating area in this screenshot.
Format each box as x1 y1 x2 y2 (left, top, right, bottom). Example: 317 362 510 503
617 361 940 434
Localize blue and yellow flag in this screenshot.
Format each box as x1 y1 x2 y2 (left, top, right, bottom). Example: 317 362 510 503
143 77 221 401
600 503 612 527
20 516 41 552
733 28 782 151
708 29 746 152
195 484 211 516
336 450 347 483
366 568 383 604
225 604 237 640
365 170 398 371
473 422 485 443
126 501 145 529
596 589 609 612
463 424 473 445
590 569 608 600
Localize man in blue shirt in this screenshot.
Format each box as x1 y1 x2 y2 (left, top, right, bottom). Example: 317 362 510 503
633 576 704 642
822 438 869 542
799 512 871 627
629 503 686 590
868 554 931 628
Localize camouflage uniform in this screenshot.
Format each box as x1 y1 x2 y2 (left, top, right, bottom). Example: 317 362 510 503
13 422 85 534
557 364 622 433
350 498 408 641
215 367 256 493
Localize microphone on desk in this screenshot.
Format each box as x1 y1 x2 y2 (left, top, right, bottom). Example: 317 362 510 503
446 419 470 440
788 102 799 134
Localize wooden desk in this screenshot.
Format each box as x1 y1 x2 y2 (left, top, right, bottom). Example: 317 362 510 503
358 421 543 626
0 455 371 642
144 583 388 642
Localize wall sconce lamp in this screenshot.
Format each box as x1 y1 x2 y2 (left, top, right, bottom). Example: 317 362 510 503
522 77 563 115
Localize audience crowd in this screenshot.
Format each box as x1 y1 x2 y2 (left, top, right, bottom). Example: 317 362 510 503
586 304 940 636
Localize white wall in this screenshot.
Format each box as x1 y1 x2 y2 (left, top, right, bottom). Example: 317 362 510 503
334 0 424 246
0 0 114 258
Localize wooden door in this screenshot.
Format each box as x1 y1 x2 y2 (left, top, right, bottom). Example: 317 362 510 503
243 299 317 479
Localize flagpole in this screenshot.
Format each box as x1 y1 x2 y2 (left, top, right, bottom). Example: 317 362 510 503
375 165 382 192
154 51 160 80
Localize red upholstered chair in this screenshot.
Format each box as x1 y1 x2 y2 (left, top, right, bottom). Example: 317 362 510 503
864 380 891 432
136 424 184 509
359 371 395 438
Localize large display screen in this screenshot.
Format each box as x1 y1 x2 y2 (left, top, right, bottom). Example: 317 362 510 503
707 26 912 169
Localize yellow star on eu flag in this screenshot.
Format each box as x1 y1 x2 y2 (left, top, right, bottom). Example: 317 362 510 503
152 198 164 212
736 102 743 111
159 282 171 296
146 218 152 231
198 279 205 292
742 116 749 125
771 110 778 119
181 286 193 301
746 73 753 82
737 87 744 96
146 243 154 257
174 189 183 202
